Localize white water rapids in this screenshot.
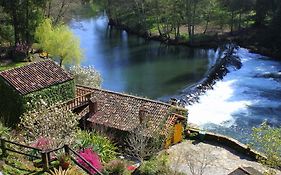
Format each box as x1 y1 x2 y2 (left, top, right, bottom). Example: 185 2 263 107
187 48 281 143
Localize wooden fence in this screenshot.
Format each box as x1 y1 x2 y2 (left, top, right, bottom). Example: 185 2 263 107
0 138 103 175
60 92 91 111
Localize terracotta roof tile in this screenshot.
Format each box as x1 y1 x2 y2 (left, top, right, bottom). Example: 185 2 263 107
78 86 185 134
0 60 73 95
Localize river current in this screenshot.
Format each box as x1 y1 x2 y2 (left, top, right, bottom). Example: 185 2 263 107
188 48 281 143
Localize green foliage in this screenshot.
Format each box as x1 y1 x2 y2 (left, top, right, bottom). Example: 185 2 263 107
35 19 83 66
0 0 46 44
0 121 10 139
69 65 102 88
104 159 129 175
23 80 75 111
251 122 281 172
19 101 80 148
139 153 182 175
74 131 117 163
0 62 29 71
0 76 25 126
2 155 42 175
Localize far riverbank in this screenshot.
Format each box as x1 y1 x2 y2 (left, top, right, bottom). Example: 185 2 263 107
108 19 281 60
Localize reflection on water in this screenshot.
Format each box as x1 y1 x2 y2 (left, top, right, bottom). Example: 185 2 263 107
70 15 217 98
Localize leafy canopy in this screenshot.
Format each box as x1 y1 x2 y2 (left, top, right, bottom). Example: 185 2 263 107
252 122 281 172
69 65 102 88
35 19 83 66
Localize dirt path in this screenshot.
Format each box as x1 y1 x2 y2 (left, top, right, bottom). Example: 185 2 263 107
167 140 281 175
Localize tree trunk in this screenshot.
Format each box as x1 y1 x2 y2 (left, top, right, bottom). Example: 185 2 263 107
12 3 19 45
238 10 242 30
25 0 30 44
230 11 234 34
59 58 63 67
203 13 210 34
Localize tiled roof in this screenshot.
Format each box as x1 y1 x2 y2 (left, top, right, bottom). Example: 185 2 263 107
77 86 186 134
0 60 73 95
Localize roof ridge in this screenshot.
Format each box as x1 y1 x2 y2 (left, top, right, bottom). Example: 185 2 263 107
76 85 172 107
0 60 73 95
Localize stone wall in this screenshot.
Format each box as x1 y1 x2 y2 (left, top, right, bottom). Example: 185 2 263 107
186 128 266 161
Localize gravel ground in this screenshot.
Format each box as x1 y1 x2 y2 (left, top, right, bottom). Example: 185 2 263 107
167 140 281 175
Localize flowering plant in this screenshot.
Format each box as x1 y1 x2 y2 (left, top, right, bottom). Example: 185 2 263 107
77 148 103 174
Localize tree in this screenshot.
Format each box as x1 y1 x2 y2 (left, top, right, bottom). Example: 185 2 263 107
124 122 165 161
0 0 46 45
255 0 272 26
19 100 80 148
44 0 82 25
252 122 281 174
69 65 102 88
35 19 83 66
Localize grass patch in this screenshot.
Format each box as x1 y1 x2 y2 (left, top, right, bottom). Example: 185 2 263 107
0 62 29 71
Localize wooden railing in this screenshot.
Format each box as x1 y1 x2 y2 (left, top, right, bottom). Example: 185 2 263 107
0 138 42 159
0 138 103 175
76 86 94 97
57 86 96 112
60 93 91 111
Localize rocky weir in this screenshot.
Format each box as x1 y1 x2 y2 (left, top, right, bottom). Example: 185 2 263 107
169 44 242 106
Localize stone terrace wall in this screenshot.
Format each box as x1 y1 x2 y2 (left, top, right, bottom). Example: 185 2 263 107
186 128 266 161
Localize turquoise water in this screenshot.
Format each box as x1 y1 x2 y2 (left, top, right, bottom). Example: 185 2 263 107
70 15 216 99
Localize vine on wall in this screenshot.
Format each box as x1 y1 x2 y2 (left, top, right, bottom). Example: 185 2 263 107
0 78 75 127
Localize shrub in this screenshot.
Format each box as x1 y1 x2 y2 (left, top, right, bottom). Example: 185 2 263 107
105 159 126 175
75 131 117 163
29 137 55 160
48 167 83 175
0 122 10 139
31 137 54 150
19 101 80 148
139 153 174 175
77 148 103 174
252 122 281 174
69 65 102 88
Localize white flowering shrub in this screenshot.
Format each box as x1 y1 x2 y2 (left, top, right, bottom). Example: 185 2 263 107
69 65 102 88
19 101 80 148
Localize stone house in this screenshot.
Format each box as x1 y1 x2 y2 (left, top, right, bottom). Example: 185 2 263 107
77 85 188 147
0 60 75 125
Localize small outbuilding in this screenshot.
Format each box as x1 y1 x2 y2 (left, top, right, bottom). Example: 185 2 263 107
77 86 188 148
0 60 75 126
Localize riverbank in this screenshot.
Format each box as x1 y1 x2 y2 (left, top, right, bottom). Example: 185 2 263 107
108 20 281 60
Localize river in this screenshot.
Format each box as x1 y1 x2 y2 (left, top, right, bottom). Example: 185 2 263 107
70 15 217 99
70 14 281 144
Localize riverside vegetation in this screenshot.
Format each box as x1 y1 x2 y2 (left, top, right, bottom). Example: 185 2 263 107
94 0 281 58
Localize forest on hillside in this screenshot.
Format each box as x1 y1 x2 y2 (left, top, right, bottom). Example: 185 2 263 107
0 0 281 58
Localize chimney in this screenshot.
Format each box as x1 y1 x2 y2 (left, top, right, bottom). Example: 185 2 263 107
89 98 98 115
170 98 178 106
139 106 146 124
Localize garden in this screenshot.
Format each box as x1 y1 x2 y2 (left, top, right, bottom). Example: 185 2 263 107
0 98 184 175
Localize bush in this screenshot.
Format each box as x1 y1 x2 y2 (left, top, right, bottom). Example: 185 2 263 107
252 122 281 173
77 148 103 174
105 159 126 175
0 122 10 139
19 101 80 148
69 65 102 88
75 131 117 163
139 153 175 175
